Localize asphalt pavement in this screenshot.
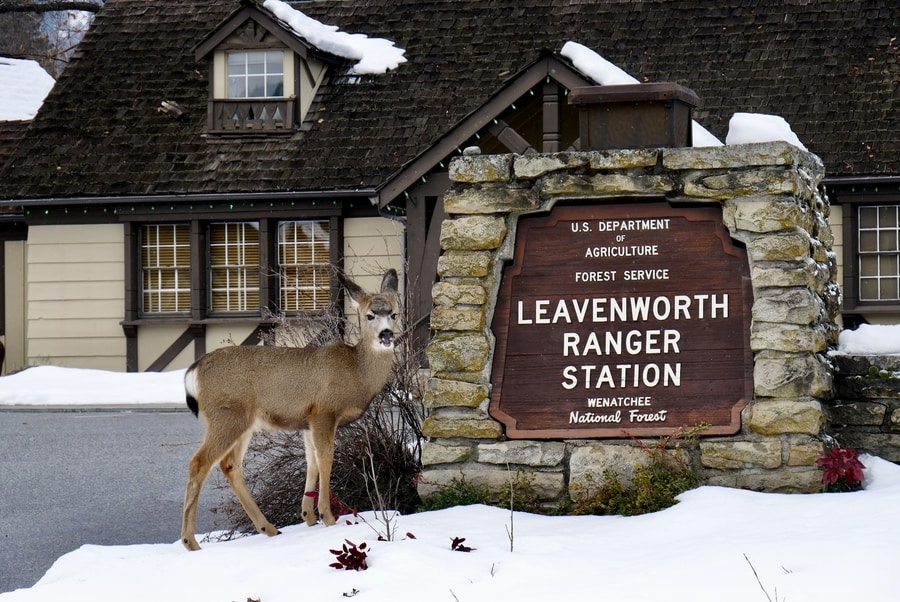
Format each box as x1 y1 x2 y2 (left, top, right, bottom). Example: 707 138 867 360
0 409 230 593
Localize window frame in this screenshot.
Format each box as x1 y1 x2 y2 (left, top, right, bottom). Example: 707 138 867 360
277 219 333 312
226 49 286 100
839 190 900 315
127 215 341 322
138 223 192 316
208 221 262 316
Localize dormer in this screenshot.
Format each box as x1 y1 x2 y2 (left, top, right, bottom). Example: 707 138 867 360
195 2 340 135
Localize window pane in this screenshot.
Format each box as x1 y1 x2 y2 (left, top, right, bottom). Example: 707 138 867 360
209 222 260 313
278 220 331 311
247 75 265 98
860 278 879 300
859 206 878 228
859 255 878 277
878 206 897 227
140 224 190 314
879 230 899 252
859 231 878 252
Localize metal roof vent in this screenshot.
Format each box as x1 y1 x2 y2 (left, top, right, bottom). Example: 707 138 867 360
569 83 700 150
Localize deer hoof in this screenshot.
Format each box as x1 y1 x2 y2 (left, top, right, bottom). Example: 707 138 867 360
182 536 201 552
259 524 280 537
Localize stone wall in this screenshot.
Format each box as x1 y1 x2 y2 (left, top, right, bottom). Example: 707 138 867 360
420 141 841 504
828 354 900 462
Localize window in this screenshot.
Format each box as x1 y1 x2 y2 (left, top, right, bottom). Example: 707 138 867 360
198 10 334 134
227 50 284 98
133 218 337 321
209 222 260 313
140 224 190 314
858 205 900 301
278 220 331 311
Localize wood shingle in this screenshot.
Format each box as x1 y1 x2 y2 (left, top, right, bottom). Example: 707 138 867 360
0 0 896 204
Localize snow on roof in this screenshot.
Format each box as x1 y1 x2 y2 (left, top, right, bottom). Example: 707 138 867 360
560 41 639 86
726 111 808 151
262 0 406 75
0 56 55 121
560 42 811 152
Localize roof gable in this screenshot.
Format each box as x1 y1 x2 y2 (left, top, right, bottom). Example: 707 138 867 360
195 3 341 65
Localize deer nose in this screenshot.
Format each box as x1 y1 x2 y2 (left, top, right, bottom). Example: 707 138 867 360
378 330 395 347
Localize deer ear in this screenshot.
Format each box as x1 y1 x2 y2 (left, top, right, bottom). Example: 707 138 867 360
337 270 365 307
381 269 399 293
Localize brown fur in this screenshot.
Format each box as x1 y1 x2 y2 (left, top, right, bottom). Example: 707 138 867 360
180 269 401 551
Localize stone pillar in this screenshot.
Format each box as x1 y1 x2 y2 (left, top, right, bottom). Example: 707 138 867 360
420 142 839 503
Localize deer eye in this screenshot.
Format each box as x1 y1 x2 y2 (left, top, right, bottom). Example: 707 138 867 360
366 313 375 321
390 313 398 320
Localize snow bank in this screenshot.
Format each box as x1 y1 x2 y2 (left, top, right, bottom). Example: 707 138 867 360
0 366 185 406
836 323 900 355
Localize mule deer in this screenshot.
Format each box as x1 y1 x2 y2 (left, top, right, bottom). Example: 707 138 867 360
180 269 401 551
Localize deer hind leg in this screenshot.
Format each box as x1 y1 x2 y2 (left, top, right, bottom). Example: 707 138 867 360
310 417 339 526
182 429 235 551
219 430 280 538
181 417 272 551
301 429 320 526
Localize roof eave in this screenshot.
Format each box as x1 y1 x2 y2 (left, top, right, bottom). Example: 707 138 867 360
4 188 379 209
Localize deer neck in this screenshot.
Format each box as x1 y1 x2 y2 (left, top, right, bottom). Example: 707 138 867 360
352 340 395 389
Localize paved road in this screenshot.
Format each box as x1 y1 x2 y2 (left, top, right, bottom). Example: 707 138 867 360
0 410 230 593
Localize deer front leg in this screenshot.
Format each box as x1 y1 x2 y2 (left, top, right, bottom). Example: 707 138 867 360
301 429 319 526
310 419 339 526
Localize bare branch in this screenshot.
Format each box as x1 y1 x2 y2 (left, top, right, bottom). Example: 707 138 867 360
0 1 101 14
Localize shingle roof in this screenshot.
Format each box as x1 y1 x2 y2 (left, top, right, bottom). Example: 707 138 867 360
1 0 896 202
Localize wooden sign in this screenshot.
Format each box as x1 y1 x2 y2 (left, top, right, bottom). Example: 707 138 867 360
489 203 752 438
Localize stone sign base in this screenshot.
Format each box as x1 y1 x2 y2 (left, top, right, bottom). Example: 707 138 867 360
420 142 840 504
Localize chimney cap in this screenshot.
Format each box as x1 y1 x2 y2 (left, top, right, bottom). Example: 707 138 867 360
569 83 700 108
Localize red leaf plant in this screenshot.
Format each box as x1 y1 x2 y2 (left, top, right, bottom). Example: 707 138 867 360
330 540 369 571
816 447 866 492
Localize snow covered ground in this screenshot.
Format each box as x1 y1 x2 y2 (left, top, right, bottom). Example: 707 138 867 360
0 462 899 602
0 325 898 600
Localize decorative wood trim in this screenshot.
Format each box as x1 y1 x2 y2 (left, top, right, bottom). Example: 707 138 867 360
376 55 591 208
146 328 196 372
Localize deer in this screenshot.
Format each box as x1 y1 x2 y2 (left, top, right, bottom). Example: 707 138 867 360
180 269 401 551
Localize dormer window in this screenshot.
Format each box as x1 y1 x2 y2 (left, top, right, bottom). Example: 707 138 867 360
196 2 405 136
227 50 284 98
196 6 335 136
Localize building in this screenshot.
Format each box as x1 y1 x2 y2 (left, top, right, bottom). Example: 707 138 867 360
0 0 896 372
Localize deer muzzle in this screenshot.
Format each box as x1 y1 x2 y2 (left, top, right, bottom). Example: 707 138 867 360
379 330 395 348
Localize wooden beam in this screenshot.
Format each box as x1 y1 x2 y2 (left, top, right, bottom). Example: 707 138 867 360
376 56 591 208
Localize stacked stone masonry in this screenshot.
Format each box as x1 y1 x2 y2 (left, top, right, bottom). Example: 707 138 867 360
421 142 843 504
827 354 900 463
